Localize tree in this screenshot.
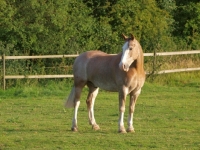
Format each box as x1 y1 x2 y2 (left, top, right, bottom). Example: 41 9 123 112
173 1 200 50
0 0 96 55
83 0 176 53
109 0 175 52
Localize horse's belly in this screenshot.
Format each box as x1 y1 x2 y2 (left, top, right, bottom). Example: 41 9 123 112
93 80 118 92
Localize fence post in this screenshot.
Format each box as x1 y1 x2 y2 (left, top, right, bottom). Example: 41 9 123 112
152 50 157 74
3 54 5 90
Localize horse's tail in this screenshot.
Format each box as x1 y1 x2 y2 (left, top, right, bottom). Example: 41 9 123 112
65 86 75 108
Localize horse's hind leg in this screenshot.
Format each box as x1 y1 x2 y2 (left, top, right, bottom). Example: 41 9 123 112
71 82 86 131
86 82 100 130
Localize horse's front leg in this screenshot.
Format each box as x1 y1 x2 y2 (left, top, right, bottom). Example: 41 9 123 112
86 87 100 130
127 89 141 132
118 88 128 133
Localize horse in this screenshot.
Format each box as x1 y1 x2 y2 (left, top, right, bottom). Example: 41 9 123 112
65 34 145 133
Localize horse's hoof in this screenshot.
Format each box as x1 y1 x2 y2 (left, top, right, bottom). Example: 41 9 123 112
118 130 127 133
118 128 127 133
126 128 135 133
92 124 100 130
71 127 78 132
118 126 127 133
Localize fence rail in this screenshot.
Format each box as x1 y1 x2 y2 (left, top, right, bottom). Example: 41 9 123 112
4 75 74 79
1 50 200 60
1 50 200 90
2 54 79 60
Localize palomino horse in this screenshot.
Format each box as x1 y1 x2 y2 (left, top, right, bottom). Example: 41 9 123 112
65 34 145 133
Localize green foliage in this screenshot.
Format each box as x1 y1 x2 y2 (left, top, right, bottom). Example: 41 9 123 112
0 0 96 55
173 1 200 50
109 0 175 52
2 0 197 55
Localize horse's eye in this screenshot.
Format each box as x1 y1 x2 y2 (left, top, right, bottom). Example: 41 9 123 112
129 47 133 50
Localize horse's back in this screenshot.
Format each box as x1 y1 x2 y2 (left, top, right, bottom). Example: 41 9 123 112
73 50 110 80
74 50 108 69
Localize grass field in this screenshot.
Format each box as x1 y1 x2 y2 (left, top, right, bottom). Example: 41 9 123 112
0 80 200 149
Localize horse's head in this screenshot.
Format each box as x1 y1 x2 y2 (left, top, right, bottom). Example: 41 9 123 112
119 34 140 72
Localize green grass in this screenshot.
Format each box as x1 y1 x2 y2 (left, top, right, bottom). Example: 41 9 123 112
0 80 200 149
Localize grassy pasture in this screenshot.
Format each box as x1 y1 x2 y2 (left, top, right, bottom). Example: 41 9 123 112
0 81 200 149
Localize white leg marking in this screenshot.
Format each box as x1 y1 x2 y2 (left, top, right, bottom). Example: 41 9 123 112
118 112 125 127
127 113 133 127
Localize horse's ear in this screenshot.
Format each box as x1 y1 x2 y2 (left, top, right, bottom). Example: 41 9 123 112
122 34 128 40
130 34 135 40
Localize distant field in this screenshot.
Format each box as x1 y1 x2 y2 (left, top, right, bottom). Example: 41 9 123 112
0 82 200 149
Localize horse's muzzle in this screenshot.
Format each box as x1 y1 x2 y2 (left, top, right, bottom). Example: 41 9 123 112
119 62 129 72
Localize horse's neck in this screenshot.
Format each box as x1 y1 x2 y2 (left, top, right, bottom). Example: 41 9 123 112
130 46 144 73
137 52 144 72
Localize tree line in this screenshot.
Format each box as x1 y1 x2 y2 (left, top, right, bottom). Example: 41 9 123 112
0 0 200 56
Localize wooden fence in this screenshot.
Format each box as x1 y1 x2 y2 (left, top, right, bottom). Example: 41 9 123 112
1 50 200 90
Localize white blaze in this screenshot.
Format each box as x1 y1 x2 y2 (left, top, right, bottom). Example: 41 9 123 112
119 41 134 72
